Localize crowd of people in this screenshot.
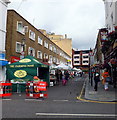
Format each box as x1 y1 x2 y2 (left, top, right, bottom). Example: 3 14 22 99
55 70 83 85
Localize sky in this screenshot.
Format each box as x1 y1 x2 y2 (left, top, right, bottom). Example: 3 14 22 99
8 0 105 50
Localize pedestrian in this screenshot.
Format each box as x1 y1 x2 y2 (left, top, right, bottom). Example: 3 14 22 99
102 69 111 91
64 71 69 81
59 70 63 81
62 75 67 85
94 71 100 91
55 70 59 85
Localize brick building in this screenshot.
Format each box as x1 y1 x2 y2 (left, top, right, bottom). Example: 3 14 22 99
5 10 71 65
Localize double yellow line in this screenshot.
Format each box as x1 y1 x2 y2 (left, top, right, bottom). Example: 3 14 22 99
77 80 117 104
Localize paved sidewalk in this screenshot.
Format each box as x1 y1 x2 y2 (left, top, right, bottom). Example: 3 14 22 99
85 77 117 102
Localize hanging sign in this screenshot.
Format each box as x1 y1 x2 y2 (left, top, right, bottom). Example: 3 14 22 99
11 56 20 63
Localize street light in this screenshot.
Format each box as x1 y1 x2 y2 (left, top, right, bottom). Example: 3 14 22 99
89 48 93 86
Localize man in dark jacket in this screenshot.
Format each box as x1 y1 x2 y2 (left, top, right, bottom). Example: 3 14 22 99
94 72 100 91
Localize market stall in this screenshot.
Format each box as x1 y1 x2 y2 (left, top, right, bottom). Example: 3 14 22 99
6 55 49 93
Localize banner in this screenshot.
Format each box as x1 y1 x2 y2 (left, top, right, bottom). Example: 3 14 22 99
38 82 47 91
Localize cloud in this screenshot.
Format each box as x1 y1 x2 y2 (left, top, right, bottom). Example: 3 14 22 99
8 0 105 50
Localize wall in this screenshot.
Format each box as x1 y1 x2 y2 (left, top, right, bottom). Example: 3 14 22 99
0 0 8 52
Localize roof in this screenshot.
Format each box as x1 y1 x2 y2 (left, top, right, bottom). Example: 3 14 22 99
6 55 49 68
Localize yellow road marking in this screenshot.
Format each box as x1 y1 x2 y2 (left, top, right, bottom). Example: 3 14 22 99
77 79 117 104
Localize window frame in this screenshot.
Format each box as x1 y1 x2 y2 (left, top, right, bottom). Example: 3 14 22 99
29 30 35 41
28 47 35 57
16 21 25 35
38 36 43 45
37 50 42 59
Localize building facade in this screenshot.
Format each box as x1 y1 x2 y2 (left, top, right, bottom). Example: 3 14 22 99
102 0 117 88
0 0 10 82
93 0 117 88
41 30 72 58
6 10 71 66
103 0 117 32
72 49 90 72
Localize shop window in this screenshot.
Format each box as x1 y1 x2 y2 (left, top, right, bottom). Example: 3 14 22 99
29 30 35 41
28 47 35 57
37 51 42 59
38 36 43 45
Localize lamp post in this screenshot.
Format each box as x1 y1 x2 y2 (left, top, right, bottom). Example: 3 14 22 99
89 48 93 86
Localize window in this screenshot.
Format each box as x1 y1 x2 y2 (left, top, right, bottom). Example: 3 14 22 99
17 21 25 35
49 44 52 51
16 42 26 53
44 41 48 48
49 55 53 63
37 51 42 59
57 49 59 54
29 30 35 41
74 56 79 59
38 36 43 45
74 61 79 63
44 53 48 59
53 57 56 63
83 60 88 63
16 42 22 53
28 47 35 57
53 46 56 53
83 56 88 58
56 58 59 64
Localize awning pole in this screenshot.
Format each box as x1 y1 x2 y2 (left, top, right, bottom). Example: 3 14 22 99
37 67 39 76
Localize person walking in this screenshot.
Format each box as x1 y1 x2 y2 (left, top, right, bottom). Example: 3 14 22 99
102 69 111 91
64 71 69 81
94 72 100 91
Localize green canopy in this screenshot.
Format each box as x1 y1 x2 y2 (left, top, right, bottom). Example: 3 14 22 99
6 55 49 84
7 55 48 68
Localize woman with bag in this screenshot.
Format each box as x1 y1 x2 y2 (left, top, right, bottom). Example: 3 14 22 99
102 69 111 91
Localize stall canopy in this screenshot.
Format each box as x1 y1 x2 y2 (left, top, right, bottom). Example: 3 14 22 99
6 55 49 84
53 63 71 70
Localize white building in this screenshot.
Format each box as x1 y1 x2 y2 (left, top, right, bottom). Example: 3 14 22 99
0 0 10 82
103 0 117 32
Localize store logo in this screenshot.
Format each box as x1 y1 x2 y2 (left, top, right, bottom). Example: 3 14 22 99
19 59 31 63
14 70 27 78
